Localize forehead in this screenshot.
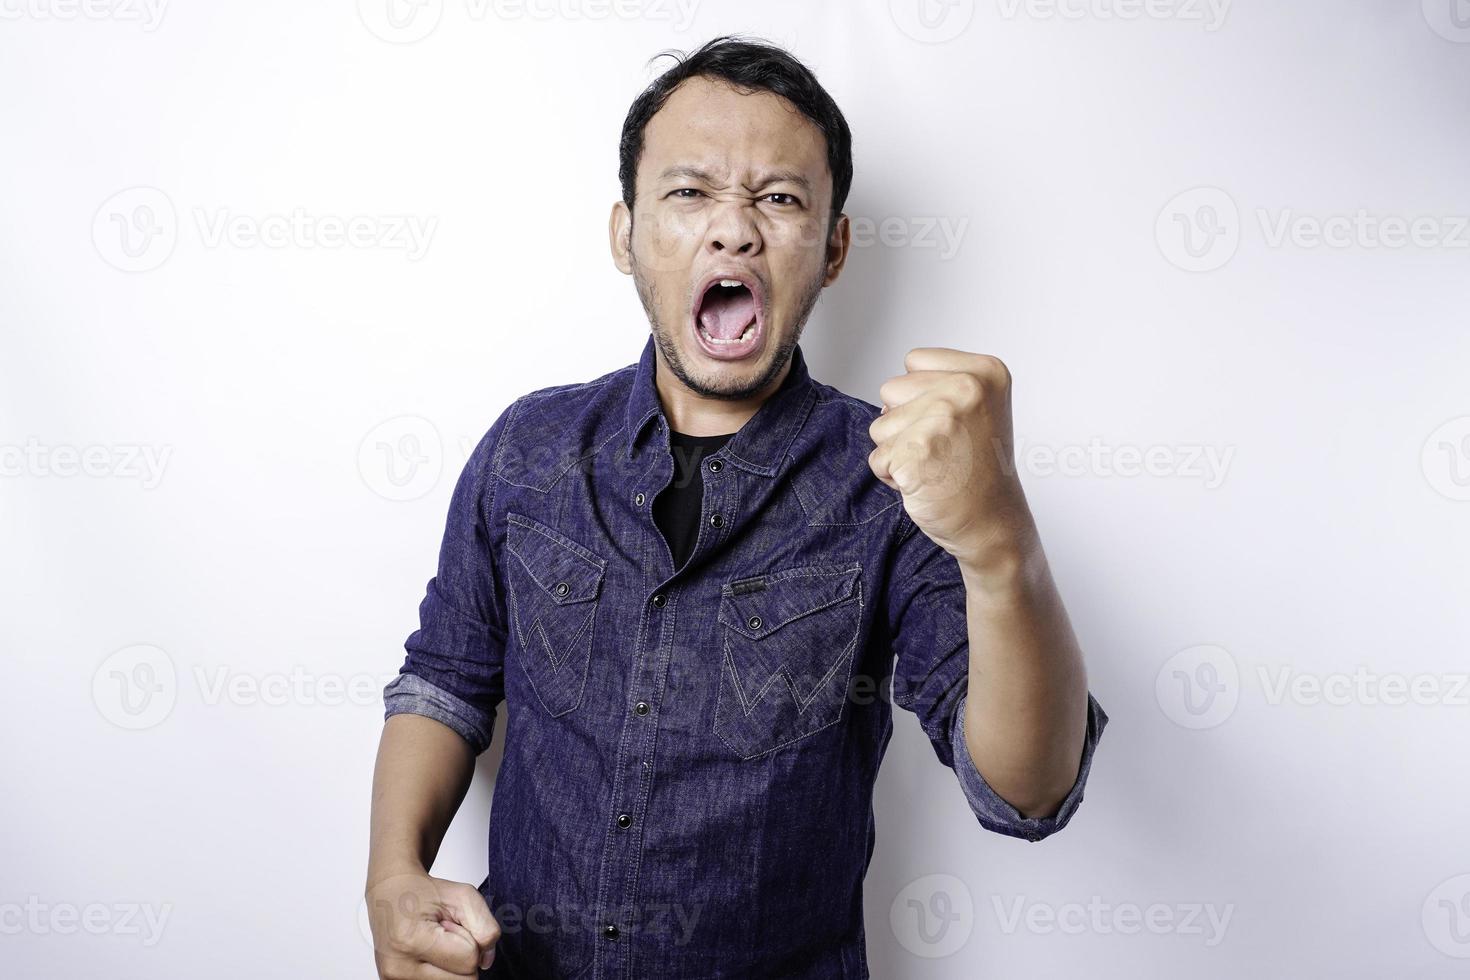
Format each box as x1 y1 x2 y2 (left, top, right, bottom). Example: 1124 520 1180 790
639 76 830 191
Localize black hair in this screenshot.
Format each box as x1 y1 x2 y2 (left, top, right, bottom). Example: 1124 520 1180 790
617 35 854 227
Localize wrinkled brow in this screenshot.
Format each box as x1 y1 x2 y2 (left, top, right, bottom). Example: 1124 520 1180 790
658 166 813 193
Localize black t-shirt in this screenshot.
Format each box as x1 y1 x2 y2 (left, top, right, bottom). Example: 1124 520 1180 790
654 429 735 572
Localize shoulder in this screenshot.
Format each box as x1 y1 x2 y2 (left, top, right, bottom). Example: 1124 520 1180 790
468 361 636 492
787 380 904 528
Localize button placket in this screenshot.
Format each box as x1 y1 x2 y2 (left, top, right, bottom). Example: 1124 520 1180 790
594 564 674 979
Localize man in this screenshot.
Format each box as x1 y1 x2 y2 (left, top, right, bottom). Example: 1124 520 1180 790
366 36 1107 979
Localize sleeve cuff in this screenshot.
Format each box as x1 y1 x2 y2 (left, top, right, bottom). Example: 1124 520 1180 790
950 689 1109 842
383 672 498 755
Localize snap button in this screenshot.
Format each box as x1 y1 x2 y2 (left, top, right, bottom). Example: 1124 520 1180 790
651 593 666 607
707 458 723 473
747 615 762 630
603 924 619 940
616 813 632 828
634 701 650 716
708 513 723 528
554 582 570 597
634 492 645 506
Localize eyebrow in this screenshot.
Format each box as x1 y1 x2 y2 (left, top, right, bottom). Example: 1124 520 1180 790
658 166 812 193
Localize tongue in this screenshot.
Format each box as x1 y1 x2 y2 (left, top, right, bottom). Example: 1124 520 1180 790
699 288 756 339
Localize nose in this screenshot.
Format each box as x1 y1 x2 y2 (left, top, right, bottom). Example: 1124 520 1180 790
704 199 762 256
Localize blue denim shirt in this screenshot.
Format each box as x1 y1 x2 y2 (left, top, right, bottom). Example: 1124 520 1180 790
384 335 1108 979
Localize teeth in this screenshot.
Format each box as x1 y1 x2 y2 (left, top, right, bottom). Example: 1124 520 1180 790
718 279 743 288
700 323 757 345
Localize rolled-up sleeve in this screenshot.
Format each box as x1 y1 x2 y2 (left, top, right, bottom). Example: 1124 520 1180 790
383 400 518 755
884 510 1108 843
951 688 1108 842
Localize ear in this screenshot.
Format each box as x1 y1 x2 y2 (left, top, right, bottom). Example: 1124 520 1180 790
822 212 852 286
609 200 634 276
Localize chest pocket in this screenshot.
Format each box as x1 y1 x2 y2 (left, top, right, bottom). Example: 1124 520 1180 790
505 513 607 718
713 563 863 759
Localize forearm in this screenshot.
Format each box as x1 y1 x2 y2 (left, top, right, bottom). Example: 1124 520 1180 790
958 522 1089 819
367 713 476 889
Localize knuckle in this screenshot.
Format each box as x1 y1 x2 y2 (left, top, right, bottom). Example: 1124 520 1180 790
954 371 985 403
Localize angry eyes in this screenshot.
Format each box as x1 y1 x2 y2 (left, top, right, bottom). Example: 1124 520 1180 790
667 188 801 208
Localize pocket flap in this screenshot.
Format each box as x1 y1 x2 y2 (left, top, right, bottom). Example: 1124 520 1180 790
718 563 861 640
506 513 606 604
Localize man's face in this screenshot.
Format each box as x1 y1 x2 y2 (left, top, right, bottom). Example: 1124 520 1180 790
611 76 849 401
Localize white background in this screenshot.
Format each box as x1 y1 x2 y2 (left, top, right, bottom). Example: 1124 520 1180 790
3 1 1469 977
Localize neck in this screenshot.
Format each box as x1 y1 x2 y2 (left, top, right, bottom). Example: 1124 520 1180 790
654 352 790 437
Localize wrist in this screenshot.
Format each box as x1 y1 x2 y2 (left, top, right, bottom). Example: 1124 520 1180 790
955 523 1043 598
366 851 430 893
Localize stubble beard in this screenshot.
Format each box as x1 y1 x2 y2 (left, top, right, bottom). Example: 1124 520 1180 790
629 247 827 403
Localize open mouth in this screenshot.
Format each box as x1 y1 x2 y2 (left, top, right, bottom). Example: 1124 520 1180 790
692 274 765 360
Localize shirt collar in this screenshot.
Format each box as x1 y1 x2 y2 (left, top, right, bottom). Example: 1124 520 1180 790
623 333 817 478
